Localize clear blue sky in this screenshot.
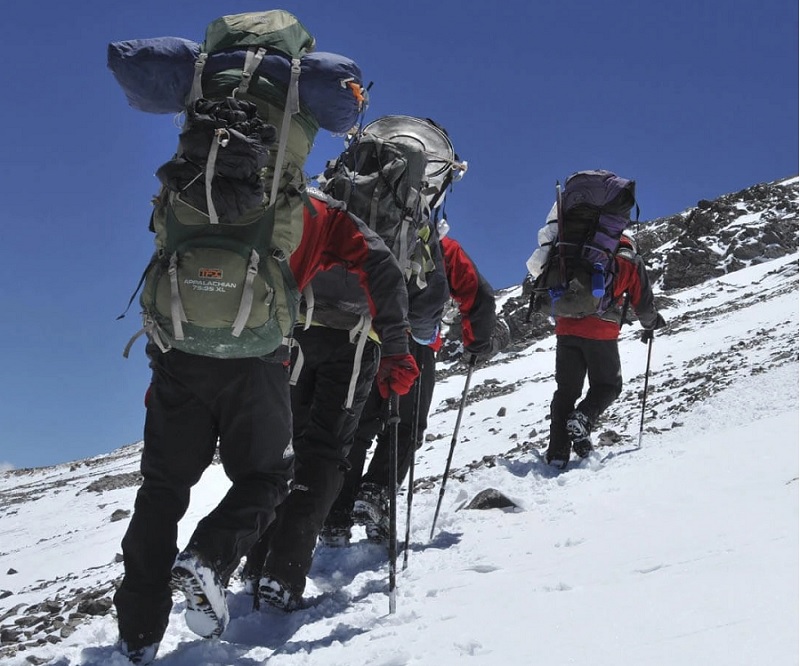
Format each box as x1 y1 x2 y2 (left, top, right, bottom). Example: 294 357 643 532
0 0 796 470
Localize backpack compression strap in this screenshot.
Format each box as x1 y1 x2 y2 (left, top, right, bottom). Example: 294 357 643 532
168 253 189 340
204 129 227 225
237 48 267 96
231 249 262 337
188 53 209 103
269 58 302 205
345 315 373 409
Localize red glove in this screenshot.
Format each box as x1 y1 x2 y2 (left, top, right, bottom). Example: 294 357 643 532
376 353 419 398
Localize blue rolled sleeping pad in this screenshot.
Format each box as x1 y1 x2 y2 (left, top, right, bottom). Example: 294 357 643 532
107 36 365 133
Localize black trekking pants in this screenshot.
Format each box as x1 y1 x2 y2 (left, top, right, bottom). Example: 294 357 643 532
548 335 623 460
243 327 379 595
328 340 437 526
114 346 293 646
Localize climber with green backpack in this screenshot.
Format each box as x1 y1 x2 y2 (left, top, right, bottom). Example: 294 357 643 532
109 11 417 665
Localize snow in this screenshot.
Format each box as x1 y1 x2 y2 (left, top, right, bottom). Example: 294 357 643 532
0 254 797 666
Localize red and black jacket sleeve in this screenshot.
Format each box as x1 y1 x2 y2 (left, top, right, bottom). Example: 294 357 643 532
441 236 496 355
290 192 411 356
614 251 660 330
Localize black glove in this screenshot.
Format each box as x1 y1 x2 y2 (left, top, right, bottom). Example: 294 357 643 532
640 313 666 344
462 352 479 367
466 319 511 361
522 273 537 296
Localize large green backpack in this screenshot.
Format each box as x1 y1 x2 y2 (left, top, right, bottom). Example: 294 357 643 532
125 10 323 359
128 97 299 359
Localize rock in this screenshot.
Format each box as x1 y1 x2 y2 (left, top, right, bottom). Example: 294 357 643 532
597 430 622 446
461 488 520 511
82 472 142 494
59 625 76 639
41 601 60 614
76 597 112 616
0 627 21 643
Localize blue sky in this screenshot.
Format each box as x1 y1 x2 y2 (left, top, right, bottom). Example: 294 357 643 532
0 0 796 470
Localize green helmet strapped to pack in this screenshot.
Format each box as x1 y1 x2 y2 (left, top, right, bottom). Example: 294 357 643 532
319 115 467 286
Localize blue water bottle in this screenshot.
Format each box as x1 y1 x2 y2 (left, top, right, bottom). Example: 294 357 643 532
591 263 605 297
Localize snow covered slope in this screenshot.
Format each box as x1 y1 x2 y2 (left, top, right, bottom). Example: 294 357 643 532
1 248 796 665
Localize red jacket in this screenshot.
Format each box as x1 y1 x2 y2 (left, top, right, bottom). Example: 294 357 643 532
440 236 496 354
555 246 659 341
290 191 411 356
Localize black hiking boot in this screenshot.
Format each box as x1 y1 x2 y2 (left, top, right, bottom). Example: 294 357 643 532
170 550 229 639
319 524 352 547
352 482 390 543
544 451 569 471
257 574 302 612
118 638 160 665
566 410 592 441
572 437 595 459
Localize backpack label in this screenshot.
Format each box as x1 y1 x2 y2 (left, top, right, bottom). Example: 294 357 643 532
184 279 237 293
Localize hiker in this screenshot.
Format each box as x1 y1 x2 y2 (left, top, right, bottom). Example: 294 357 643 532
321 233 504 544
236 115 474 608
113 189 418 663
236 207 419 610
544 230 665 468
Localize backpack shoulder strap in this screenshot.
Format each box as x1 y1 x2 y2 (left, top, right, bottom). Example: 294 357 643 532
616 246 637 263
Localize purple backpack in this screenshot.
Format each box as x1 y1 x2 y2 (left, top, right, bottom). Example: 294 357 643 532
533 169 637 318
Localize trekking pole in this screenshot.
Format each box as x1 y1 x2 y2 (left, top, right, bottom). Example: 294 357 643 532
555 181 566 283
387 391 400 614
525 291 538 323
637 336 654 448
430 354 477 540
403 361 425 571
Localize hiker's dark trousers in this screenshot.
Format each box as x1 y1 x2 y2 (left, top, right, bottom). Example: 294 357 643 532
549 335 623 459
244 326 379 595
114 346 293 646
329 339 437 524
